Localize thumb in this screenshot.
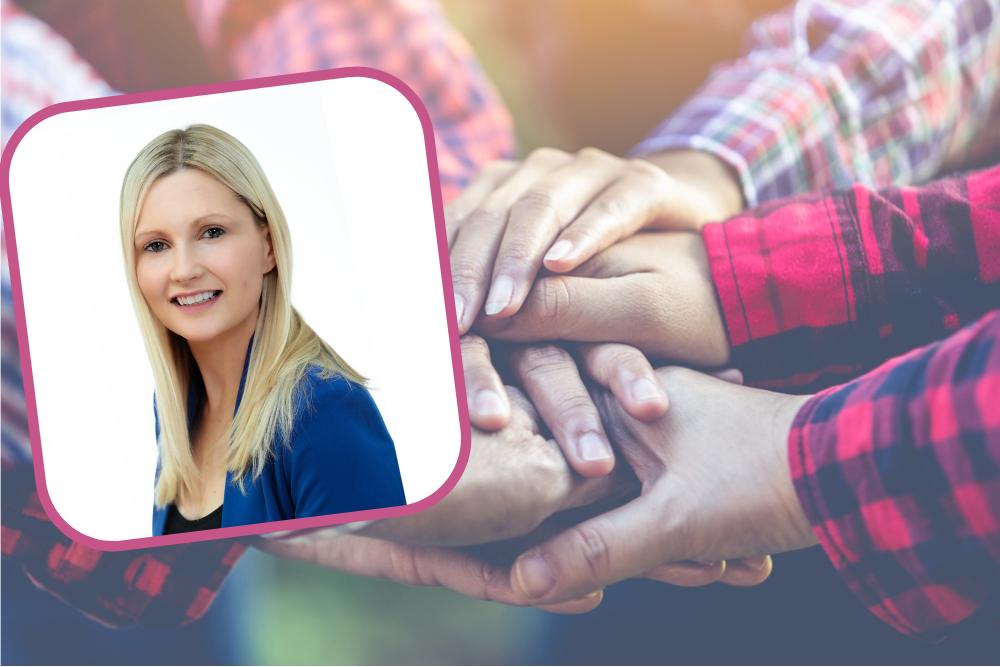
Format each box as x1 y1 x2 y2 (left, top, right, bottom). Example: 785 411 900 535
510 493 684 605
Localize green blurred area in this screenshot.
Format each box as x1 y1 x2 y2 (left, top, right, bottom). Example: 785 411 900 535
242 549 542 665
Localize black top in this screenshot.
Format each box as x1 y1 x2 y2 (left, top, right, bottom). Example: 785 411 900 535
163 503 224 534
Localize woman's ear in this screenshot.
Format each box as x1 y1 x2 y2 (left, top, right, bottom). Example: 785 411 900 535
262 225 277 273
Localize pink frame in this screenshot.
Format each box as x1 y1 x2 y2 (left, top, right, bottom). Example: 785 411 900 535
1 67 471 551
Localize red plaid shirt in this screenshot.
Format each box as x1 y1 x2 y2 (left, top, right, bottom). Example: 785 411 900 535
703 165 1000 637
2 0 512 629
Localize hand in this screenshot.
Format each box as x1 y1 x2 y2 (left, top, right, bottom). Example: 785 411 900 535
509 366 818 605
463 333 668 477
447 148 743 330
367 380 629 546
254 533 604 615
475 232 731 367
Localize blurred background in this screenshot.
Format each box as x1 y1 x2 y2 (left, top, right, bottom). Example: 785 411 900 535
2 0 997 664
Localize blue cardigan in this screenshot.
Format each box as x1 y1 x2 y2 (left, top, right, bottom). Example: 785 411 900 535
152 345 406 535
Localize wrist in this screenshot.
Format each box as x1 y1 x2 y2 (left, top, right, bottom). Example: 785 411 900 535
770 393 819 551
641 149 745 225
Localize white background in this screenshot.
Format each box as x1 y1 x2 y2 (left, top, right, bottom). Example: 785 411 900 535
8 77 462 542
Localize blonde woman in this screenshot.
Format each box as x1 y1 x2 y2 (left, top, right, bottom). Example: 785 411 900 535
120 124 406 535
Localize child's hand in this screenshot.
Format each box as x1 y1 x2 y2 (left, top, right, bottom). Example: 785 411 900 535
446 148 741 332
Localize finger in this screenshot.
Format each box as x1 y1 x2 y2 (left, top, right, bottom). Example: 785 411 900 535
510 344 615 478
578 343 668 421
474 274 653 349
718 555 772 586
486 148 623 318
643 560 726 587
445 160 519 246
460 334 510 431
257 534 603 612
450 149 572 333
510 493 684 605
535 590 604 615
543 163 673 273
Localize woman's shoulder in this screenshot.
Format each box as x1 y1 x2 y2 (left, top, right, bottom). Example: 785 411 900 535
292 369 384 435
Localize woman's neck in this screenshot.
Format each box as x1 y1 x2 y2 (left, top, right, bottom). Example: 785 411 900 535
187 307 259 414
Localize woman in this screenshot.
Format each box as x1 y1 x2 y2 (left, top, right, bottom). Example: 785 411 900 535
119 124 406 536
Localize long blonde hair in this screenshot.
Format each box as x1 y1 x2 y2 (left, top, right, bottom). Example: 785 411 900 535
120 124 366 507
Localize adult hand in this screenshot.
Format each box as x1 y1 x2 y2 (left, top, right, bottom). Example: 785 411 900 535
446 148 743 330
475 232 731 367
362 382 628 547
509 366 819 605
462 333 668 477
255 533 603 615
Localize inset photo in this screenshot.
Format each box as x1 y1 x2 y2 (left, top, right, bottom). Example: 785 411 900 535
3 70 468 549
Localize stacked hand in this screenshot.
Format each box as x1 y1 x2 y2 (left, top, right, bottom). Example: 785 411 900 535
258 148 816 612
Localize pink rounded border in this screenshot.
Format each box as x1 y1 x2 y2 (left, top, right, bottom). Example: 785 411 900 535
0 67 471 551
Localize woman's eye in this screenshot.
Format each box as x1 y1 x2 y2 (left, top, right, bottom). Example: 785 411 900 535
143 241 167 253
203 227 225 239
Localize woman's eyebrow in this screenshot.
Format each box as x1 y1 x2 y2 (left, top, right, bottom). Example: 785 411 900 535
135 214 238 242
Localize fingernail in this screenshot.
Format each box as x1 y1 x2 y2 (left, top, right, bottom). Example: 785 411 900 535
745 556 770 570
472 390 506 418
544 239 573 263
576 431 612 462
584 589 603 599
515 554 555 599
484 275 514 316
454 293 466 328
631 377 665 403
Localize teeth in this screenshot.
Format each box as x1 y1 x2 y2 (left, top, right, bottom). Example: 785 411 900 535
177 291 218 306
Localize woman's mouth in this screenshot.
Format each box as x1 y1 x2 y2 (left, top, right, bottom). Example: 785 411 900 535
173 290 222 310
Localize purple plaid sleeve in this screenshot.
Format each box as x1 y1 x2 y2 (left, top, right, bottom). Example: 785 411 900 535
789 308 1000 638
632 0 1000 206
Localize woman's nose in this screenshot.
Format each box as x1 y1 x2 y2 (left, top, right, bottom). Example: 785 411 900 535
169 246 204 282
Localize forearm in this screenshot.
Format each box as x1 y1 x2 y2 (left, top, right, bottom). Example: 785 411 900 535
788 309 1000 638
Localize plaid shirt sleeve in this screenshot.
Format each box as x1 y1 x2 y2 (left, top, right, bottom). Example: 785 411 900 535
788 308 1000 638
631 0 1000 206
185 0 516 203
702 164 1000 393
1 0 247 629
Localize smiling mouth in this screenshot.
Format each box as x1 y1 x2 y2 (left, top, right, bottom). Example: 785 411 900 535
173 290 221 306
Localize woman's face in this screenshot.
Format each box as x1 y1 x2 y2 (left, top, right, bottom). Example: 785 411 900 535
134 168 276 344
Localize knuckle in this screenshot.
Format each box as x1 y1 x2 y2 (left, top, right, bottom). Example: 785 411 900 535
527 276 573 327
591 195 628 222
526 146 568 166
464 206 505 234
460 334 491 361
450 256 490 291
628 158 668 181
569 524 613 579
513 344 573 378
513 188 560 222
498 236 541 267
576 146 611 162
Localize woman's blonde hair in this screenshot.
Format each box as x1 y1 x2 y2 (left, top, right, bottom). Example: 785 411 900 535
120 124 365 508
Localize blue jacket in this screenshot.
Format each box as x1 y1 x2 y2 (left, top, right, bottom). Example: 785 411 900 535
152 344 406 535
